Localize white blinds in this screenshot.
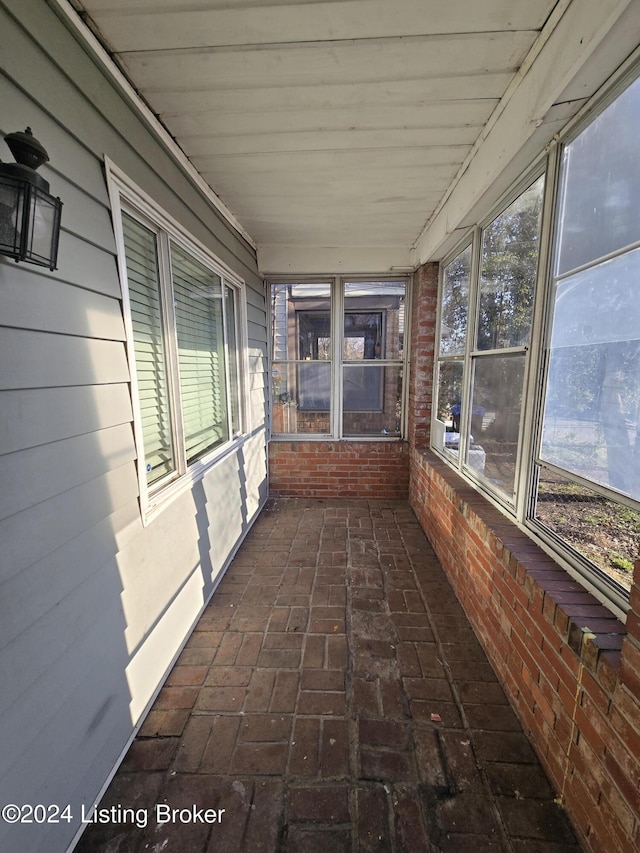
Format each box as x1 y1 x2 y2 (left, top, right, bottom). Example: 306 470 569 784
171 244 229 464
225 284 241 435
122 213 175 485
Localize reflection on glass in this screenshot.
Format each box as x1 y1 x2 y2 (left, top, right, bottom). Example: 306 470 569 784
436 361 464 428
435 360 465 457
270 282 331 361
343 365 402 436
541 344 640 501
468 355 525 498
343 281 405 361
122 213 175 486
556 75 640 276
534 466 637 595
225 284 240 435
343 313 382 360
541 248 640 500
172 245 228 464
477 175 544 350
298 311 330 359
440 245 471 355
271 361 331 434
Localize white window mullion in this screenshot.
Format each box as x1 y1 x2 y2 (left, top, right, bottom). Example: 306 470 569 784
333 278 343 439
221 281 235 442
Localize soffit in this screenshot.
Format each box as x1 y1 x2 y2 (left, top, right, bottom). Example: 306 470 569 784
69 0 568 269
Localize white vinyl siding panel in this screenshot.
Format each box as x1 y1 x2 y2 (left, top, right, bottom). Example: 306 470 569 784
0 4 265 852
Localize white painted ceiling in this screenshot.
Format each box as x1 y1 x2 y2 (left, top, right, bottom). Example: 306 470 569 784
66 0 640 272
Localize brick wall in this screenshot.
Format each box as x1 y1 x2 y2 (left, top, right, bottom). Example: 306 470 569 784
407 262 438 450
409 448 640 853
268 440 409 498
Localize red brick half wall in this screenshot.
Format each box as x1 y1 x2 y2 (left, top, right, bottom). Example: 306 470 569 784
269 440 409 499
410 447 640 853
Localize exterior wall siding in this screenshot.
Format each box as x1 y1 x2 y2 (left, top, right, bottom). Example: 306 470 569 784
0 2 267 852
407 260 640 853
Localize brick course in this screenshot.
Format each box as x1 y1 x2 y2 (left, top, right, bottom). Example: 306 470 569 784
268 440 409 498
401 256 640 851
409 448 640 852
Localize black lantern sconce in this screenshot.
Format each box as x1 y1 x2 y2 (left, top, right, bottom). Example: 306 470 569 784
0 127 63 271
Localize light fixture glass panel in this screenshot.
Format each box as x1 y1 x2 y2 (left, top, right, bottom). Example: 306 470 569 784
0 176 24 257
25 185 61 268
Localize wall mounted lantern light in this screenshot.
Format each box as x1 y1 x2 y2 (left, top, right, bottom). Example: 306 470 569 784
0 127 63 271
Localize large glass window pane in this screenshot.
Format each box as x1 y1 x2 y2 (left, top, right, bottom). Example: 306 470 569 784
271 282 331 361
343 365 402 436
342 282 405 437
122 213 175 486
440 245 471 355
477 175 544 350
172 245 229 464
271 362 331 434
437 361 464 430
540 252 640 500
344 281 405 360
270 282 332 434
468 355 525 498
225 284 241 436
533 467 637 595
556 75 640 276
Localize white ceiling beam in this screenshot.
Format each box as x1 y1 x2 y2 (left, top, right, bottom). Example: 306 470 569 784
257 244 414 276
170 101 497 140
152 75 512 117
81 0 554 51
119 32 535 91
180 129 479 158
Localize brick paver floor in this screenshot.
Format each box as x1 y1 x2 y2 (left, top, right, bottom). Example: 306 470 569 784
76 499 582 852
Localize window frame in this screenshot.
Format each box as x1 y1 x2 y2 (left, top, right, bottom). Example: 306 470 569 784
268 276 410 440
106 158 249 522
431 62 640 621
434 164 548 511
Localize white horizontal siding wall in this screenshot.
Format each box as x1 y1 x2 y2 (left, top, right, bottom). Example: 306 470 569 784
0 2 267 852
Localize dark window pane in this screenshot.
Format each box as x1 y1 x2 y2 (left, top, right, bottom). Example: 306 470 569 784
343 365 402 436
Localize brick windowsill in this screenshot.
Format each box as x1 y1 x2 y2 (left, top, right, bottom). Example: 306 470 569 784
410 449 626 690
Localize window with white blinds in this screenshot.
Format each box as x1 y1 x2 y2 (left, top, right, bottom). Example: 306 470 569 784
119 205 245 501
171 244 229 464
122 213 175 485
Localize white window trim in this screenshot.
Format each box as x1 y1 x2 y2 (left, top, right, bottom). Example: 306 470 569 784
105 157 250 523
267 275 410 441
